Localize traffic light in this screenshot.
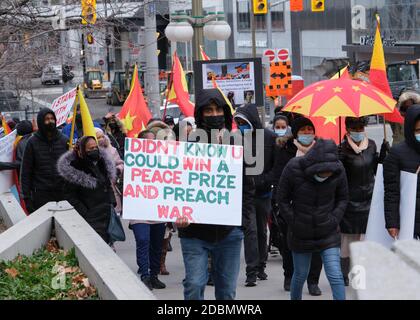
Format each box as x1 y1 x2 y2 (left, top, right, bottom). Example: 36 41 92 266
87 33 94 44
253 0 268 15
311 0 325 12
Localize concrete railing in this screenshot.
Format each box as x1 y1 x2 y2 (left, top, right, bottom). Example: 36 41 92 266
350 240 420 300
0 192 26 228
0 197 155 300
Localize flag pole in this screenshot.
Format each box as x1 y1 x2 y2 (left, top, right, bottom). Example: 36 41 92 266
163 52 176 120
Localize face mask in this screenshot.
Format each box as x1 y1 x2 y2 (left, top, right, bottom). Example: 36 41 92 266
202 115 226 131
109 122 118 130
314 174 329 183
349 131 365 143
275 129 287 137
76 114 82 124
239 124 252 134
297 134 315 146
45 122 56 132
86 149 100 162
416 134 420 142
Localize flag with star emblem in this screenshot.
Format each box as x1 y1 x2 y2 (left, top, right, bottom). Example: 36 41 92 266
369 15 403 123
167 52 195 117
118 64 152 138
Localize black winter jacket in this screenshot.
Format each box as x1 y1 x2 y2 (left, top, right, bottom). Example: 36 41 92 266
179 88 242 243
57 149 116 242
277 139 349 253
339 137 378 234
234 104 276 197
20 109 68 206
384 106 420 235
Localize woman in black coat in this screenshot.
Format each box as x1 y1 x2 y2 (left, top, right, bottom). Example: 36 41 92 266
271 116 324 295
57 136 116 243
384 105 420 240
338 116 380 285
277 139 349 300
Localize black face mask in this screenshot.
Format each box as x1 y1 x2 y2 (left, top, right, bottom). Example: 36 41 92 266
86 149 100 162
76 114 82 126
109 122 118 130
202 115 226 131
44 122 56 132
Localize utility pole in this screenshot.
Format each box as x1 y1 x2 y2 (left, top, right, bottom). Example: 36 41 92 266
144 0 161 117
192 0 204 61
81 32 87 76
251 1 257 58
266 0 273 49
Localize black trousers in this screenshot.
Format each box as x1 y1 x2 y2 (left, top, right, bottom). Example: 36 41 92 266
243 197 271 276
278 216 322 284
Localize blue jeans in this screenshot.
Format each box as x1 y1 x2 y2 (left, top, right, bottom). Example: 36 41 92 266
180 227 244 300
131 223 166 279
291 247 345 300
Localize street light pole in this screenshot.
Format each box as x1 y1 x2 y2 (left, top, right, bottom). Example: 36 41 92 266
104 0 111 82
192 0 204 61
144 0 161 117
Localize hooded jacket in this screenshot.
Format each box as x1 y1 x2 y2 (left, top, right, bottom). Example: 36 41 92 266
20 108 68 211
277 139 349 253
384 105 420 235
57 148 116 242
234 104 276 197
178 88 248 243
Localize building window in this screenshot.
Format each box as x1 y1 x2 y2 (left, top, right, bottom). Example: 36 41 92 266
236 0 285 31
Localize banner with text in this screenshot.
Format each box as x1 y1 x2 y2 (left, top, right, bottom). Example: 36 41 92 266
0 130 17 193
122 139 244 226
51 88 77 127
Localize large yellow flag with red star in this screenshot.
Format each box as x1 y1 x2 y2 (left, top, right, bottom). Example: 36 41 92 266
118 64 151 137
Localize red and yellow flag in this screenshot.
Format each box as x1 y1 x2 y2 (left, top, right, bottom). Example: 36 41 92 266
167 52 195 117
1 116 11 135
369 15 403 123
200 45 210 61
118 64 152 137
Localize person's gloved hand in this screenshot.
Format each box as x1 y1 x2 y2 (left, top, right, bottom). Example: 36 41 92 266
379 139 391 163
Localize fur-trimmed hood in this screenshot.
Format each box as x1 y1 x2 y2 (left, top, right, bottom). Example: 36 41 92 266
397 90 420 109
57 148 116 189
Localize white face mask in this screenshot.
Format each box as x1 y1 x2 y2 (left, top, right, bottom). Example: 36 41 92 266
275 128 287 137
314 174 329 183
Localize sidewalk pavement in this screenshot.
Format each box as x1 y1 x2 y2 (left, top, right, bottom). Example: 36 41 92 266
115 221 356 300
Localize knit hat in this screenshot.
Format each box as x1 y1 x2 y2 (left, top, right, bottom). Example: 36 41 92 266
291 117 315 138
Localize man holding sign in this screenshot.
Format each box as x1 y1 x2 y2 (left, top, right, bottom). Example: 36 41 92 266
123 88 246 300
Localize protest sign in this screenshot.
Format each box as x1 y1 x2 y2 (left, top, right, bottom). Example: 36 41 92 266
0 130 17 193
122 139 244 226
365 164 417 249
51 88 77 127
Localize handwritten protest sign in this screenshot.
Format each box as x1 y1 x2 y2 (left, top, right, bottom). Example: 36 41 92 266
51 88 77 127
122 139 244 226
0 130 17 193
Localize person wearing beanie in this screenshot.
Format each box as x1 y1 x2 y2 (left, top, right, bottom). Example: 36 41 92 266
270 115 323 295
0 120 34 176
277 139 349 300
20 108 68 213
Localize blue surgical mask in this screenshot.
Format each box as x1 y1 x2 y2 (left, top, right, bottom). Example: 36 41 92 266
416 134 420 142
349 131 365 143
239 124 252 134
297 134 315 146
314 174 329 183
275 128 287 137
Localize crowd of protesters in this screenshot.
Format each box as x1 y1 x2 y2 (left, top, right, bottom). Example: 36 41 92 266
1 86 420 301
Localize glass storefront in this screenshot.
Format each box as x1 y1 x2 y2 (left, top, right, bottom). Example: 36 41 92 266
352 0 420 44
